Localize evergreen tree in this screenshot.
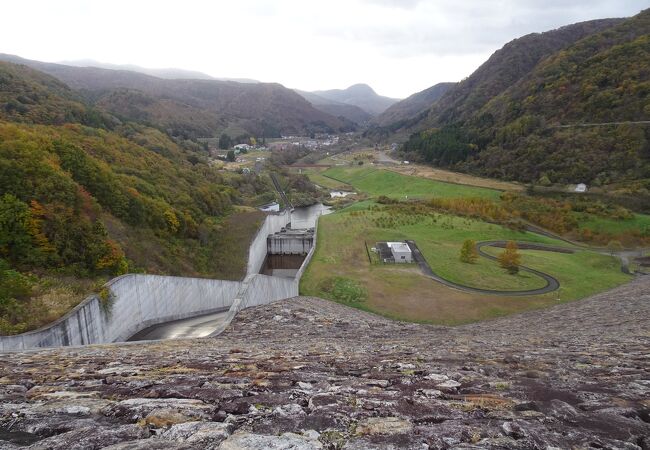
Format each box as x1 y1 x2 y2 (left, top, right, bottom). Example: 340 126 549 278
218 133 232 150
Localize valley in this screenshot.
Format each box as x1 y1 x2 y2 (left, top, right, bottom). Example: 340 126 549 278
1 3 650 448
297 153 635 324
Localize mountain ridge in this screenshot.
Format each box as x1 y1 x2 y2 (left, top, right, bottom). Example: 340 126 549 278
59 59 259 83
0 54 350 138
399 11 650 186
300 83 400 116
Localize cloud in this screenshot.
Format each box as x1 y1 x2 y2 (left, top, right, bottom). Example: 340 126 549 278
0 0 646 98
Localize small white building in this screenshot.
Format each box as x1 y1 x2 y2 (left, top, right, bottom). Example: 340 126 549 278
258 202 280 212
234 144 252 152
387 242 412 263
574 183 588 193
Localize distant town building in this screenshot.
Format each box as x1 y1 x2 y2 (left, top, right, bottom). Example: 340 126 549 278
234 144 252 152
330 191 355 198
574 183 588 193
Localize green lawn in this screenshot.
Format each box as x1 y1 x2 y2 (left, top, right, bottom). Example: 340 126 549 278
323 167 502 201
301 204 630 324
482 246 628 302
300 168 353 190
578 212 650 235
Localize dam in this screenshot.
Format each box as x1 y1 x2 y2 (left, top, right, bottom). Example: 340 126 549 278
0 204 328 351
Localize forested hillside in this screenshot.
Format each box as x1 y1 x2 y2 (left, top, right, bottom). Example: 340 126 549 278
294 89 372 125
400 10 650 188
371 82 456 129
0 62 268 333
310 84 399 116
0 54 350 139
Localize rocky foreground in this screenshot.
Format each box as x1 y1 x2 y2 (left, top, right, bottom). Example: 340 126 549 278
1 279 649 449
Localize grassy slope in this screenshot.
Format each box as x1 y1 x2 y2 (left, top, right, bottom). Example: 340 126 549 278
301 205 630 324
578 213 650 235
301 168 353 190
323 166 502 200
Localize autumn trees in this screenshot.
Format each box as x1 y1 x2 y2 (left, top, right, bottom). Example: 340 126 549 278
498 241 522 274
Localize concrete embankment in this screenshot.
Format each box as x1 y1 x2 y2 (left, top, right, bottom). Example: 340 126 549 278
0 275 242 351
0 209 310 351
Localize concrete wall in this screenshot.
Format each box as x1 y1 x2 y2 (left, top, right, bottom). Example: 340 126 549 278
0 209 317 351
267 234 314 255
0 275 242 352
247 210 291 276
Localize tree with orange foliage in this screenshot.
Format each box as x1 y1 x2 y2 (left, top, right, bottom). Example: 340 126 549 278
498 240 521 274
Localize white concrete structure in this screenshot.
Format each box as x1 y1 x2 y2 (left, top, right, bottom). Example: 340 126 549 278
0 205 328 351
0 275 242 351
330 191 355 198
574 183 588 193
0 208 303 351
387 242 412 263
258 202 280 212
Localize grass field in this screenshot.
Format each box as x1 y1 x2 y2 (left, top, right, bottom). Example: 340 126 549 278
578 213 650 235
300 204 630 324
386 164 523 192
323 167 502 201
297 167 353 190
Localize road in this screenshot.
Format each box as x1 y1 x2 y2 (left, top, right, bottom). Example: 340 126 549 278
375 150 400 165
127 310 229 341
406 240 561 296
553 120 650 128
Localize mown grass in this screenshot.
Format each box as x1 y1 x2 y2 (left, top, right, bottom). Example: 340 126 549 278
301 205 630 324
482 246 628 301
578 212 650 235
300 168 353 190
323 167 502 201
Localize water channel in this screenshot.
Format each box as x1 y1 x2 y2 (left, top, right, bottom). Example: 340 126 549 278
128 203 331 341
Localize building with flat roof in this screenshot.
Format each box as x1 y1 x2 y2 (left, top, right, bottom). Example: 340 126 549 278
376 241 413 263
387 242 412 263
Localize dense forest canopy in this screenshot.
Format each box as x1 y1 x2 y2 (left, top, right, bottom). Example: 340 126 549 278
399 10 650 189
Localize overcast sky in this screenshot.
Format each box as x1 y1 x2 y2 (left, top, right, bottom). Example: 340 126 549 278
2 0 647 98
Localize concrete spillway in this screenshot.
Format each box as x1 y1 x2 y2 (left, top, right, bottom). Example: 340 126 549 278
0 207 325 351
128 309 229 341
267 229 314 255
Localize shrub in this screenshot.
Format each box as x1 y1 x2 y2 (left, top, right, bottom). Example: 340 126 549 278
459 239 478 263
320 277 367 303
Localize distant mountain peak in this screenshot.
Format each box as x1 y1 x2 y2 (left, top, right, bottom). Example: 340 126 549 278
345 83 377 94
305 84 400 116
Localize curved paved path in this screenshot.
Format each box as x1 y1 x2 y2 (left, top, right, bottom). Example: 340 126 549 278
406 240 563 297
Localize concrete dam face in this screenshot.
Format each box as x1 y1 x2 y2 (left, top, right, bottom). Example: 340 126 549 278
0 209 319 351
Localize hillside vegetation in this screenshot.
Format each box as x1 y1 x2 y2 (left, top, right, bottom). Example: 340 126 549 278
0 61 270 334
371 82 456 129
0 54 352 139
310 84 399 116
387 11 650 189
